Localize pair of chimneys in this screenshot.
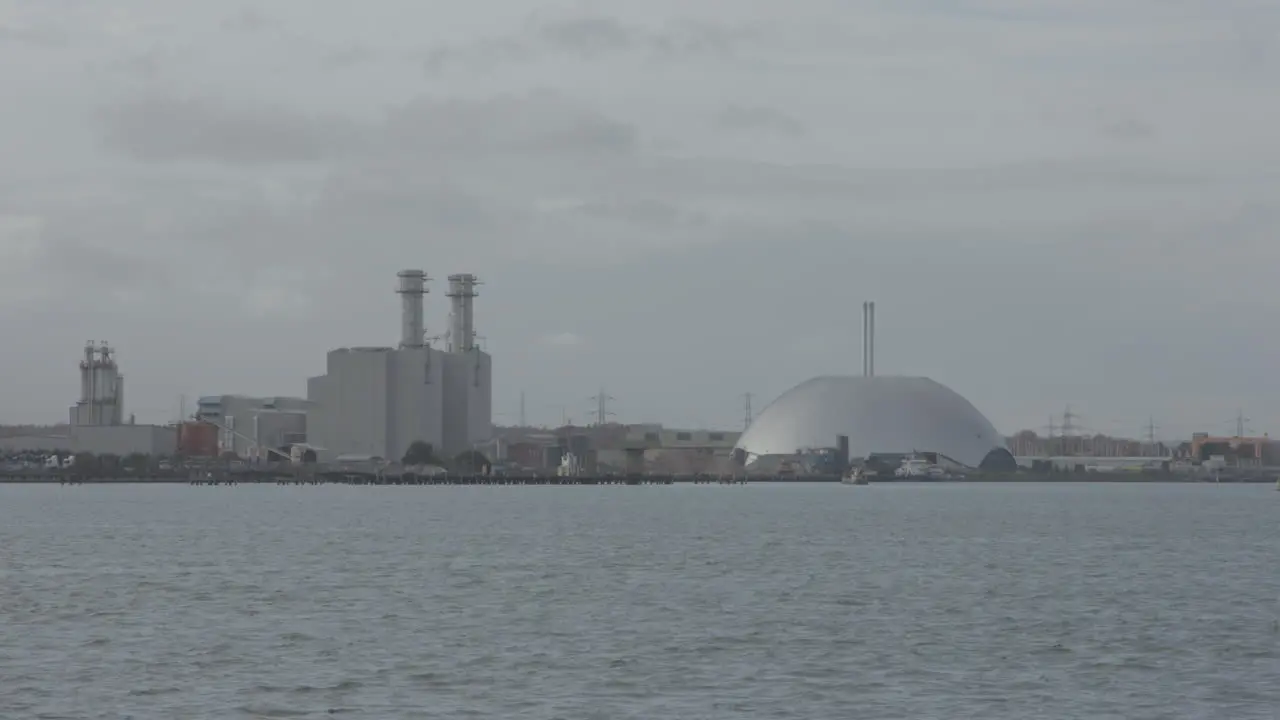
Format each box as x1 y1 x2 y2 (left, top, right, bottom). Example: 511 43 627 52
862 301 876 377
395 269 480 352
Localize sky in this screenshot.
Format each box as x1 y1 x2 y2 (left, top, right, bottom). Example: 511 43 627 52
1 0 1279 439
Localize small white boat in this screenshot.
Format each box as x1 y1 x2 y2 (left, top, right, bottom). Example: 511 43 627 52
842 467 869 485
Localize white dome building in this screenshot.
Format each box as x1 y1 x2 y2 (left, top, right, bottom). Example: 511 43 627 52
736 375 1012 470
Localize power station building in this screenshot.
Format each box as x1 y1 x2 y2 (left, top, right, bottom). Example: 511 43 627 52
735 302 1015 471
305 271 492 463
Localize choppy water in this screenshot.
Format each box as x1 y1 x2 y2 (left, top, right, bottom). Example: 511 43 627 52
1 483 1277 719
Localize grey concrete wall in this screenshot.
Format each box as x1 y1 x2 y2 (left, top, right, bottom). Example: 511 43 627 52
250 411 306 458
440 352 470 457
468 351 493 452
0 434 72 453
312 348 392 460
387 346 444 463
197 394 309 457
306 347 447 462
68 425 177 455
305 375 333 456
439 349 493 458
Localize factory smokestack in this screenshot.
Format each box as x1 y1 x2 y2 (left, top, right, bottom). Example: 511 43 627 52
396 270 428 349
869 301 876 377
446 273 480 352
860 299 870 376
861 301 877 377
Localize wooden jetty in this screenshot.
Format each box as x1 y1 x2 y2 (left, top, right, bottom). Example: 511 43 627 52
0 468 787 486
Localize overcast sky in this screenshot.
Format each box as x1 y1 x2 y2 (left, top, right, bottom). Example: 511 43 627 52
2 0 1278 439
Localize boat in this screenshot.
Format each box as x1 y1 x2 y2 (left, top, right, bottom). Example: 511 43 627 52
893 453 953 480
842 466 869 485
894 454 933 479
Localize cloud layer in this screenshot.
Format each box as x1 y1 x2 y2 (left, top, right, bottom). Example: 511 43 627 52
1 0 1279 437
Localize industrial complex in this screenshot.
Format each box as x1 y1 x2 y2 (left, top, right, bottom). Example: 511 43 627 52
1 285 1276 482
305 270 492 463
0 270 492 465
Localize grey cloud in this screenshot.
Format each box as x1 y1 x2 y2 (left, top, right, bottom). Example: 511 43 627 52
321 45 375 70
422 37 533 75
0 22 67 47
221 9 278 33
1230 6 1280 70
105 50 165 79
533 16 637 57
376 91 637 160
716 105 806 136
423 14 751 73
79 85 1274 277
567 199 710 231
98 93 365 164
97 90 634 167
528 15 748 58
644 19 745 57
1100 118 1156 141
25 227 175 310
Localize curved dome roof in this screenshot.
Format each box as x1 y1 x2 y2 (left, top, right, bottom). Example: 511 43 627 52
736 375 1005 468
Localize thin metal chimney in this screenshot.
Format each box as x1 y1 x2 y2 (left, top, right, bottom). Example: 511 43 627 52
446 273 480 352
861 302 867 377
869 301 876 377
396 269 428 349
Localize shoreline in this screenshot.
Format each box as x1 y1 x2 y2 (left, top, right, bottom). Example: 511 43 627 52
1 472 1274 485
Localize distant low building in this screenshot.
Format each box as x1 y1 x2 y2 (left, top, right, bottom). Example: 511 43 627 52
1186 432 1272 467
0 424 176 456
1006 430 1170 458
196 394 309 458
488 423 742 474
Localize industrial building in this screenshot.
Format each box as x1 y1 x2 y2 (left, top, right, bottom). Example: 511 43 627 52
305 270 493 463
70 342 125 426
195 394 308 458
0 342 176 456
735 302 1015 471
490 423 741 475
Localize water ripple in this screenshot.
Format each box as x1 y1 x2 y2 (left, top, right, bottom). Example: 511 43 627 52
0 483 1277 718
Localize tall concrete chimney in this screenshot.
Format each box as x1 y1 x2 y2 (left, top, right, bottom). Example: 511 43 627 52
446 273 480 352
396 269 428 348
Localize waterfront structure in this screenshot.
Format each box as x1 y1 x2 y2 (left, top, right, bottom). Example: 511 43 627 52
620 424 741 449
735 375 1011 469
490 423 741 474
305 270 493 463
195 395 308 458
1186 432 1270 466
735 300 1011 470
